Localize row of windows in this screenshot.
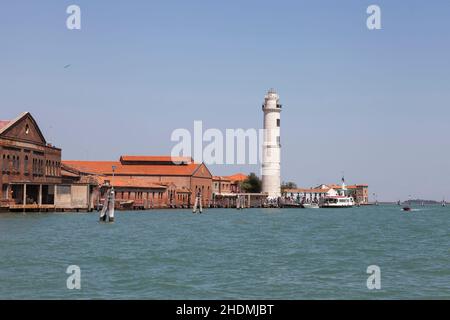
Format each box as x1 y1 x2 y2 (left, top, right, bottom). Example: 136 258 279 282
177 194 189 201
115 191 164 200
1 153 60 176
214 182 231 189
45 160 61 176
2 154 22 174
195 185 210 198
113 191 192 203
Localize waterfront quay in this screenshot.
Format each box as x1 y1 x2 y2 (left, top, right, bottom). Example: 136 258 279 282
1 110 369 212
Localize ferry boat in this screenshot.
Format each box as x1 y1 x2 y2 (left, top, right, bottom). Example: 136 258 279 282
320 176 355 208
321 196 355 208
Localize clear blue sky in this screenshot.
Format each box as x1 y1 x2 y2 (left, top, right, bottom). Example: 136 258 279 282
1 1 449 201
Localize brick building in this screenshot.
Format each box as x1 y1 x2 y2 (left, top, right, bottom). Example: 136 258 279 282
0 112 62 210
211 173 267 208
63 156 213 208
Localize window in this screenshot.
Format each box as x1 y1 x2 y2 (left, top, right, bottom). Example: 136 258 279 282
58 185 71 195
24 156 29 174
25 124 30 135
276 119 280 127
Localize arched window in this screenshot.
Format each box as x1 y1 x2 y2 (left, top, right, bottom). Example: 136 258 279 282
24 156 29 174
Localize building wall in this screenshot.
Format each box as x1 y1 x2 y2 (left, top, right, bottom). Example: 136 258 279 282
212 178 232 195
113 187 167 209
97 164 213 207
1 113 62 208
54 185 72 208
1 140 61 186
354 186 369 204
54 184 90 209
71 185 90 209
191 176 212 206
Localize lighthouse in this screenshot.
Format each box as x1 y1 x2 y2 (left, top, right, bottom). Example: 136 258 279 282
261 89 282 198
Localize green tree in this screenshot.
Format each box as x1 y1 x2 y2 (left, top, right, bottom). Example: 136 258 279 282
281 181 297 192
241 173 262 193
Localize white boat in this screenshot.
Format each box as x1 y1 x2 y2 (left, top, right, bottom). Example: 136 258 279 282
302 203 320 209
320 196 355 208
320 176 355 208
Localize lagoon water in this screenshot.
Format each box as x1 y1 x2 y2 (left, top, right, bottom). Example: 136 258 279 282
0 205 449 299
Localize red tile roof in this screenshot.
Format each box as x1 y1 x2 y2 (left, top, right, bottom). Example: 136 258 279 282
225 173 248 182
213 176 231 181
62 160 202 176
329 185 365 190
100 176 167 189
120 155 193 164
285 188 332 194
286 184 368 193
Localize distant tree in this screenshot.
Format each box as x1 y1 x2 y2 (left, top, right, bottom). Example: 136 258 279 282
241 173 262 193
281 181 297 191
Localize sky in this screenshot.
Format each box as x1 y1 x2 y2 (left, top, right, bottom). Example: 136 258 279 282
1 0 449 201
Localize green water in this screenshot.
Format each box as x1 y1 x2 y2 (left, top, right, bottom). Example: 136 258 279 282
0 205 449 299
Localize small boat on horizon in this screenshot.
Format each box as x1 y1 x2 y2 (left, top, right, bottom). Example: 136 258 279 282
403 196 412 212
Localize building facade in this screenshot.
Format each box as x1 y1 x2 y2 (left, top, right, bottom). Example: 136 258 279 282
0 112 62 211
63 156 213 208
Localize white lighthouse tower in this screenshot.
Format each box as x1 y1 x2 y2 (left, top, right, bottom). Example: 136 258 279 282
261 88 282 198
